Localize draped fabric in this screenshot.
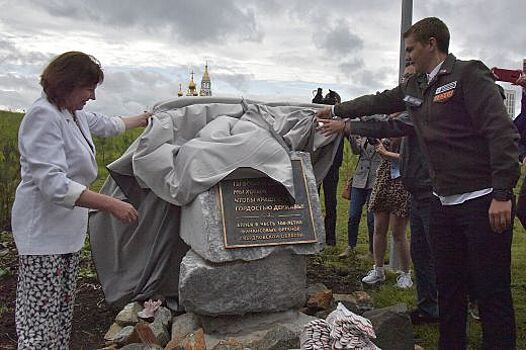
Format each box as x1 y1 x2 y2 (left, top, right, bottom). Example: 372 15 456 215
89 97 340 306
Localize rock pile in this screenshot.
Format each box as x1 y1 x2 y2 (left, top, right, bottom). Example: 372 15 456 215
99 284 417 350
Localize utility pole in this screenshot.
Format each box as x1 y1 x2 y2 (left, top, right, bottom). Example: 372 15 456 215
399 0 413 79
388 0 413 272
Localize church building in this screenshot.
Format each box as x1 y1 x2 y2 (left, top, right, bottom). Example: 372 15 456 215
177 63 212 97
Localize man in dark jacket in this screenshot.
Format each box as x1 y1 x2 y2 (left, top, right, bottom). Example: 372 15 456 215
317 17 518 350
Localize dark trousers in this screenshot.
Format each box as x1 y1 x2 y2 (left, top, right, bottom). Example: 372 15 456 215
322 160 341 245
409 196 438 318
430 194 515 350
347 187 374 253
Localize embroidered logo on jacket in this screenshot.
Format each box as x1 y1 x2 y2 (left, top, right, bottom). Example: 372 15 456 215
433 90 455 102
435 81 457 94
433 81 457 102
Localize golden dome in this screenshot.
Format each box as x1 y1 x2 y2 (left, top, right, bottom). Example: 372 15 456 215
189 71 196 88
187 71 198 96
177 83 183 97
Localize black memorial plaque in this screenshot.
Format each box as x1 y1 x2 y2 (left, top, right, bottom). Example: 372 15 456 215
218 159 317 248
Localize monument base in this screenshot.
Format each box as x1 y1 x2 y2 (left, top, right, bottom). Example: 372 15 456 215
179 250 306 316
200 310 317 349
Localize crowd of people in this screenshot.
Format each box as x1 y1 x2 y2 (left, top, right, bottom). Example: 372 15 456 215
8 15 526 350
317 16 525 350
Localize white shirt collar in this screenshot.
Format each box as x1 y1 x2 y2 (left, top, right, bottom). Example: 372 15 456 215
427 60 445 82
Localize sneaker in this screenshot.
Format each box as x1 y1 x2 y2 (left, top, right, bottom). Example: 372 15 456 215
361 265 385 284
338 246 353 258
395 271 413 289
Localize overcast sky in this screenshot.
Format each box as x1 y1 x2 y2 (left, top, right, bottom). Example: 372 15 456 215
1 0 525 116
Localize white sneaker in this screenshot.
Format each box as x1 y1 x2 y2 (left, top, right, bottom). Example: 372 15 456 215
361 265 385 284
395 271 413 289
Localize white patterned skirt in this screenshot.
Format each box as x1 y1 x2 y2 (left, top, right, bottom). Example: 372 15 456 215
16 252 80 350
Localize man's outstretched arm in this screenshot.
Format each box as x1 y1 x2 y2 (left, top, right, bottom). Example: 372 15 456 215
316 85 406 120
317 112 414 138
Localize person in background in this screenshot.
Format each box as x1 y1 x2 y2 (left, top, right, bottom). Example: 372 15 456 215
312 87 324 104
313 89 343 246
361 134 413 289
339 134 380 258
11 51 151 349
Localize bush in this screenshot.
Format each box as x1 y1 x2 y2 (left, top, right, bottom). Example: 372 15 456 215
0 111 22 230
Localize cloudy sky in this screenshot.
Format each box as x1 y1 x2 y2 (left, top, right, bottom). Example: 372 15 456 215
1 0 525 116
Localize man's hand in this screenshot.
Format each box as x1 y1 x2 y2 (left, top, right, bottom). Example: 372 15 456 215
316 107 332 119
488 199 512 233
316 118 345 136
514 75 526 89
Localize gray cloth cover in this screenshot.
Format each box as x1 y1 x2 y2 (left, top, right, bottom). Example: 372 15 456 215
89 97 340 306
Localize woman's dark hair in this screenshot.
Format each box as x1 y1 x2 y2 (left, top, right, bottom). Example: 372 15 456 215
40 51 104 109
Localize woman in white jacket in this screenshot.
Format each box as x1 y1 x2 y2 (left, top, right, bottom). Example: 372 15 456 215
12 51 151 349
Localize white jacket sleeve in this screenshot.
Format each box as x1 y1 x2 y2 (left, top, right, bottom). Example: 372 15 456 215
18 106 86 208
84 111 125 137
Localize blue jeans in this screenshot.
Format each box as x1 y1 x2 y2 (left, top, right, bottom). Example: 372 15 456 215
347 187 374 252
410 196 439 318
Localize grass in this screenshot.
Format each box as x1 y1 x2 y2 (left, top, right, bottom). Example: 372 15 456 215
326 141 526 349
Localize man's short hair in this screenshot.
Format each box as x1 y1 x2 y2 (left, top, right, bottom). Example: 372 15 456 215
403 17 450 54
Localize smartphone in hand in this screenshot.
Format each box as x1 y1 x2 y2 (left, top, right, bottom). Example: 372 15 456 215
491 67 522 84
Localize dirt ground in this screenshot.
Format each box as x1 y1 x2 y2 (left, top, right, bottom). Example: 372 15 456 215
0 232 360 349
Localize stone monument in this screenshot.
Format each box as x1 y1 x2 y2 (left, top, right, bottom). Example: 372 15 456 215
178 151 325 343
